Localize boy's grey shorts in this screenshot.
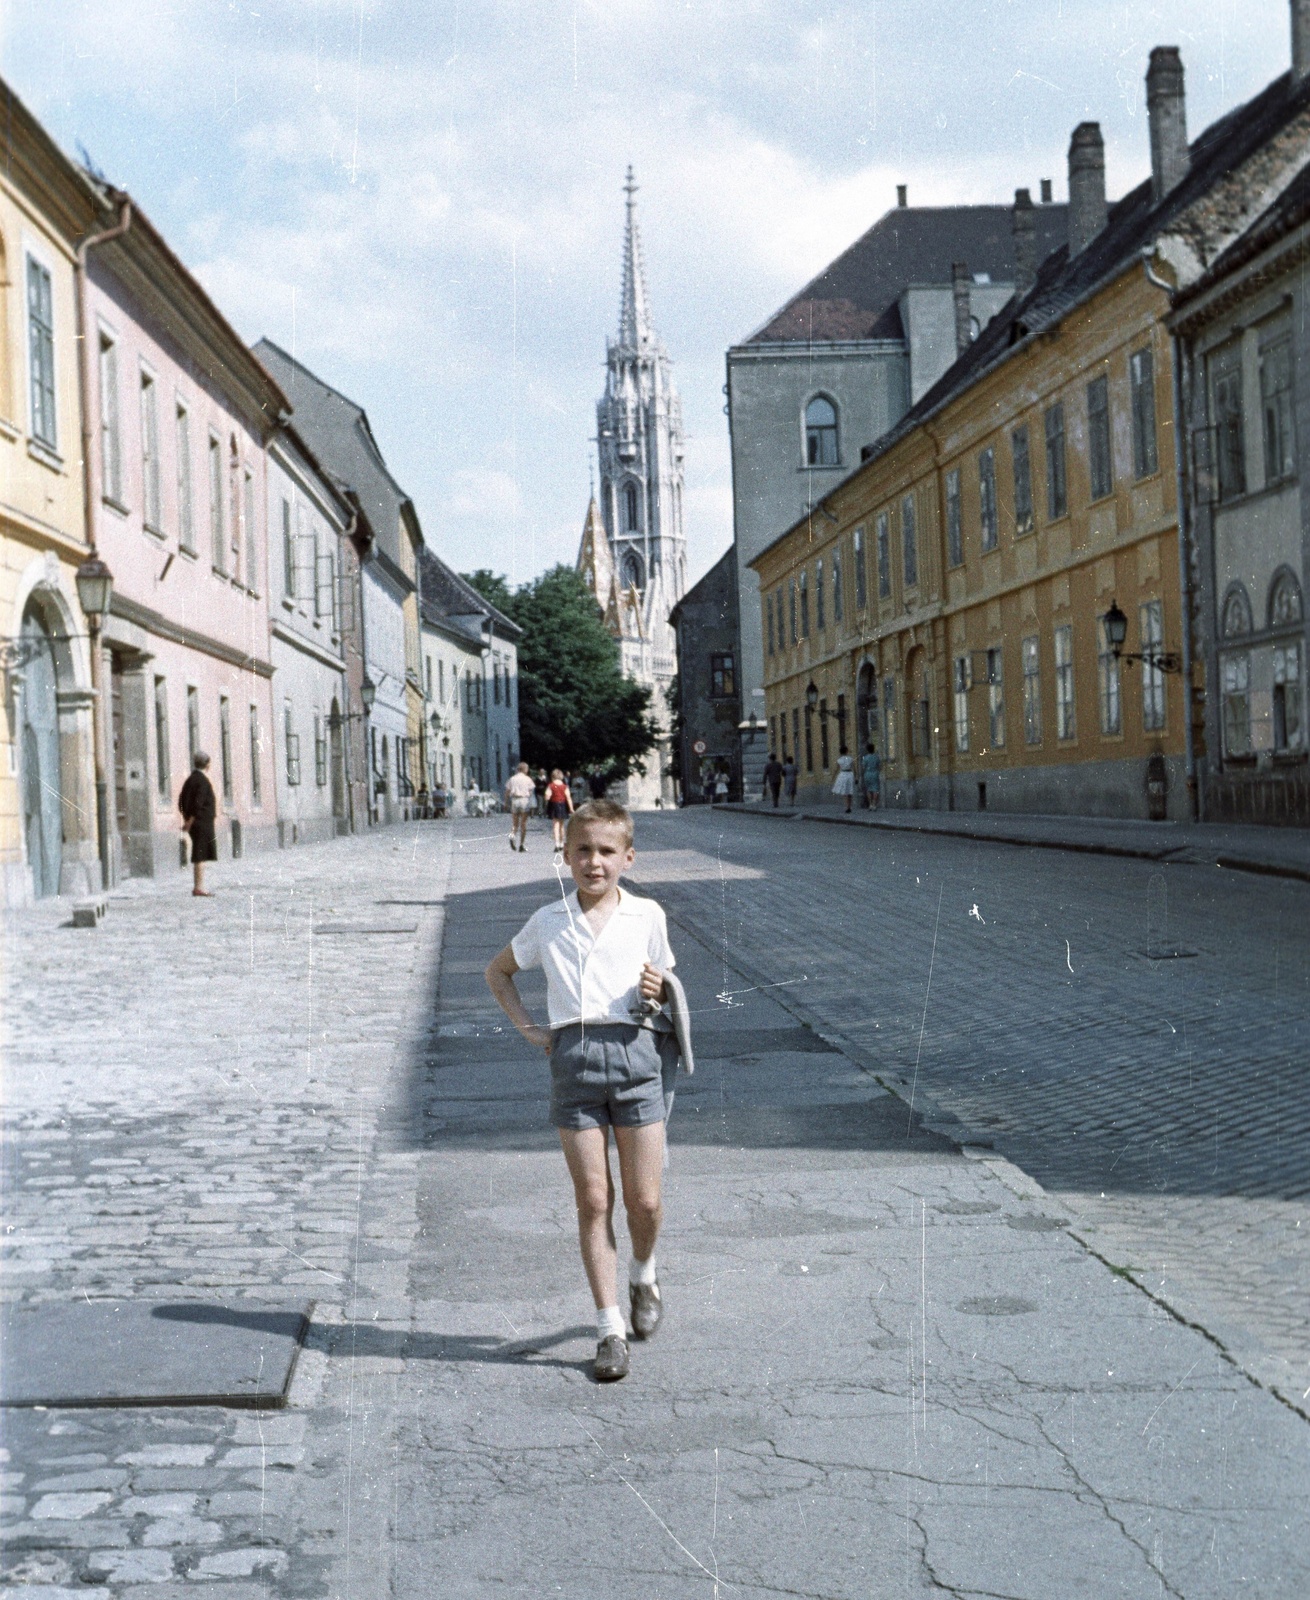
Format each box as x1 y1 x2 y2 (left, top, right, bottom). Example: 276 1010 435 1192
549 1022 678 1131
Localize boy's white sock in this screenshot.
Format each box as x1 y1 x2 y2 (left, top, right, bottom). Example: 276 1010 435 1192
629 1254 658 1288
597 1305 626 1342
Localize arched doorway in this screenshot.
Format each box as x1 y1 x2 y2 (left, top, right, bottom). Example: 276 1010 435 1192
20 606 62 897
856 661 878 750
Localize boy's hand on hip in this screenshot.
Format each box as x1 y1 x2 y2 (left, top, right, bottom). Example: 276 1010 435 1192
640 963 667 1004
520 1024 553 1055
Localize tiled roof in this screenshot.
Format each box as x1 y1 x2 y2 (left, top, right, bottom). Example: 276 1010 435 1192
743 204 1068 345
418 545 521 641
1181 151 1310 293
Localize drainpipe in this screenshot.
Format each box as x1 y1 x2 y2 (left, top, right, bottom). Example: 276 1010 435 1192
1143 251 1199 821
74 194 132 892
338 506 359 838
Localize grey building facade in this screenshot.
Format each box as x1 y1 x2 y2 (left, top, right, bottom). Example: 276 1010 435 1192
726 198 1068 794
669 549 742 802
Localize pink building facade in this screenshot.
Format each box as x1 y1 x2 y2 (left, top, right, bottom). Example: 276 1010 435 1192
85 196 287 879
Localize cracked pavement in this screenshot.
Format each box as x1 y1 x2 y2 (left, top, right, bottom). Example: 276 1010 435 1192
2 814 1306 1596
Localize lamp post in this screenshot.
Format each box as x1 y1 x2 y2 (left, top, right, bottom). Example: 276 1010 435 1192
360 672 377 822
75 551 114 892
1103 599 1182 674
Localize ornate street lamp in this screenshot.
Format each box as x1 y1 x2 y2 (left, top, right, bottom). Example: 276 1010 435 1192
1103 599 1182 674
360 673 377 711
75 551 114 891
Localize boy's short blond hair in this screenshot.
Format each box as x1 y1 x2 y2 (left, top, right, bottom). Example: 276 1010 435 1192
566 798 633 849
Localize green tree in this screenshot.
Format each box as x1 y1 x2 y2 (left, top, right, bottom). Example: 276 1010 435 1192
462 565 658 780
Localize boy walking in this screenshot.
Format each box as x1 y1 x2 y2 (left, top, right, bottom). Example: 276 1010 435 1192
504 761 536 851
485 799 677 1382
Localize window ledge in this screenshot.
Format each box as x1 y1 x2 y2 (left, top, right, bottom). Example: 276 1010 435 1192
1272 749 1307 765
143 522 167 542
27 437 64 473
0 415 20 442
1216 475 1300 512
178 545 198 561
102 496 130 518
797 463 844 473
1088 490 1115 506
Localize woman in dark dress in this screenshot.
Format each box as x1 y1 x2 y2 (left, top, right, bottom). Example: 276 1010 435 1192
179 752 218 897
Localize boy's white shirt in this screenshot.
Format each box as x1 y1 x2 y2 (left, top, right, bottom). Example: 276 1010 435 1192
511 885 675 1028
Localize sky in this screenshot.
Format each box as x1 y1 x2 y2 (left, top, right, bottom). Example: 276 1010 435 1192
3 1 1289 591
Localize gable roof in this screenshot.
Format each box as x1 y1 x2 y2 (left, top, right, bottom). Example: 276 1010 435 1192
253 338 418 572
742 203 1068 345
417 544 520 643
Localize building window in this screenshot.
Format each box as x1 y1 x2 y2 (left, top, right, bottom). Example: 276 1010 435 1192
766 591 775 655
791 706 800 766
249 704 262 806
1087 374 1113 500
140 371 162 529
836 692 848 752
1222 583 1252 639
953 656 970 753
986 647 1005 748
979 447 998 551
945 469 963 567
228 441 242 575
26 255 57 450
1222 654 1251 757
493 661 502 706
1130 347 1158 478
219 695 234 803
1022 635 1042 745
282 500 295 597
244 469 258 591
1012 425 1033 534
99 334 122 505
803 704 814 771
1211 345 1245 502
853 527 868 609
883 677 897 762
153 676 171 802
284 704 300 786
1273 644 1303 753
1269 567 1304 629
1261 333 1295 484
815 557 826 629
799 569 810 638
1055 624 1076 740
805 395 839 466
875 512 891 599
819 699 830 768
625 482 639 531
711 653 735 698
209 434 225 572
1140 601 1166 732
186 685 200 761
1097 613 1122 736
315 537 334 619
315 713 328 786
788 579 797 643
901 495 918 589
1045 402 1067 519
832 547 843 622
176 403 195 552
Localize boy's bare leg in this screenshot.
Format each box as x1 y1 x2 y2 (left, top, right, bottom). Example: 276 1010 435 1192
558 1127 619 1309
613 1121 664 1262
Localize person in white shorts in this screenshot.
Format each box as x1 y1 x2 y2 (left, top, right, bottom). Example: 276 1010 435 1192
504 761 536 852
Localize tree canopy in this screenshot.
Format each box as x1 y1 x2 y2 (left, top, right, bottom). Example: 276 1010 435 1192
462 565 658 781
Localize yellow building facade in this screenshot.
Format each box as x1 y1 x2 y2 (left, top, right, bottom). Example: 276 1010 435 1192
753 265 1193 820
0 97 101 904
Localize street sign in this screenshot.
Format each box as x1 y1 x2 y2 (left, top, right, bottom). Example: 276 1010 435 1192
692 739 707 755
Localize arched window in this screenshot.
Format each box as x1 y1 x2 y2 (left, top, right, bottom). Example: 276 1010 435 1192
1221 583 1252 638
1268 567 1304 629
622 550 644 591
805 395 839 467
624 483 640 531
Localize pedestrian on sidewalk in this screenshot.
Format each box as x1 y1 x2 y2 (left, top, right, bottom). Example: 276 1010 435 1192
545 768 573 850
762 752 783 808
178 752 218 897
505 762 536 852
714 770 729 805
860 742 881 810
782 754 798 805
485 799 681 1383
832 747 856 814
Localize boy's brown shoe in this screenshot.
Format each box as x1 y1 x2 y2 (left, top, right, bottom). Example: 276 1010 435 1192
594 1334 630 1381
629 1282 662 1340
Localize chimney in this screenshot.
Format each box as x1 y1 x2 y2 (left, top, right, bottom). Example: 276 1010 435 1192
1146 47 1189 204
896 183 908 208
1012 188 1037 296
1040 178 1053 204
1067 122 1106 256
1293 0 1310 82
952 262 972 356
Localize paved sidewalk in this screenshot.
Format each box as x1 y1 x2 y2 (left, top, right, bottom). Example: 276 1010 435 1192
722 798 1310 881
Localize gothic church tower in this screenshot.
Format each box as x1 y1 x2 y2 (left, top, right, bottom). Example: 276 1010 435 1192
578 168 687 807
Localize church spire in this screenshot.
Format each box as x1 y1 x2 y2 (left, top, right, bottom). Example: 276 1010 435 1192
617 165 654 350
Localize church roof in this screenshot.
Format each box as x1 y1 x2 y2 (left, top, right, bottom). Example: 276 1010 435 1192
741 203 1068 345
616 166 656 351
575 495 615 606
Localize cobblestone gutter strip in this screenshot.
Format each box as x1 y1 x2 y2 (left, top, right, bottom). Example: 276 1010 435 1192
717 802 1310 882
646 891 1310 1430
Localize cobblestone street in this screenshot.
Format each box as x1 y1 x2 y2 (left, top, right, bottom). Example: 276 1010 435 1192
2 814 1307 1597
